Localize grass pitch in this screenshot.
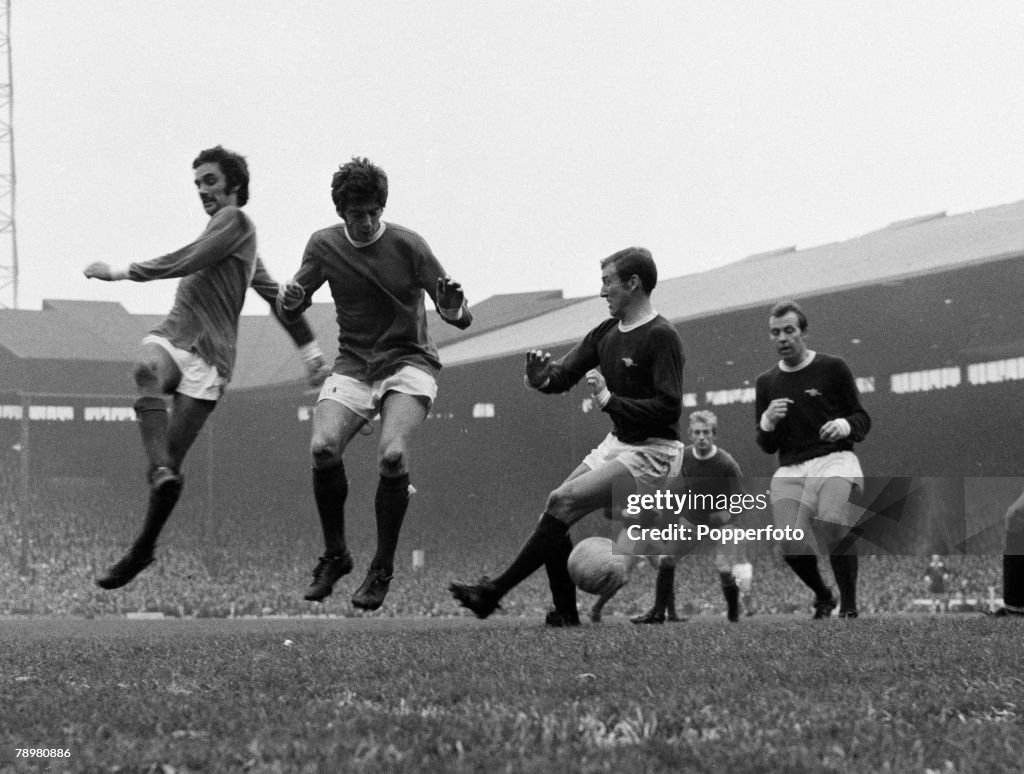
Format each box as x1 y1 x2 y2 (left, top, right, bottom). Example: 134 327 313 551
1 614 1022 773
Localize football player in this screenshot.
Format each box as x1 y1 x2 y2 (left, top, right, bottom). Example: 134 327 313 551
632 410 748 624
449 246 685 626
754 300 870 619
85 145 328 589
277 156 472 611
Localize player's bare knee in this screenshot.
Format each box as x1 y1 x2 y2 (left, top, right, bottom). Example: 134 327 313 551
378 444 408 476
544 488 578 524
133 359 162 394
310 438 342 470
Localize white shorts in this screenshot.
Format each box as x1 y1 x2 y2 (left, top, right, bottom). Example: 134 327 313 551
582 432 684 486
318 366 437 420
733 561 753 592
771 450 864 528
143 335 226 401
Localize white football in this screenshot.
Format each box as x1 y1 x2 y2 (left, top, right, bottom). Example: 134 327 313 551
568 536 629 596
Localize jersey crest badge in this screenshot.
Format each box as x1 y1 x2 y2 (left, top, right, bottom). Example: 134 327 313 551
804 388 822 397
622 357 637 368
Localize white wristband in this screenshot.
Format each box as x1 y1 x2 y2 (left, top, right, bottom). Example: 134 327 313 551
299 341 323 363
112 267 132 281
594 387 611 408
441 306 464 321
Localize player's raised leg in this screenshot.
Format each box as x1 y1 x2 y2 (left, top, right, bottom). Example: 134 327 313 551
131 343 180 480
351 390 428 611
451 460 634 620
98 344 191 589
305 398 366 602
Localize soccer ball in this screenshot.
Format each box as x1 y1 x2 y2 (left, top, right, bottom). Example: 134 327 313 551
568 536 629 596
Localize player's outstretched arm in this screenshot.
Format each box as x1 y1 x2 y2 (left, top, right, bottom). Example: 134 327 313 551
111 207 252 283
525 349 553 389
83 262 130 281
435 276 473 329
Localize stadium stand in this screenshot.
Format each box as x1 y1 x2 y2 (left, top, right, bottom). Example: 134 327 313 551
0 203 1022 616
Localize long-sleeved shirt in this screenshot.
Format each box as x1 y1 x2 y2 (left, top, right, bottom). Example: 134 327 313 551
281 222 472 382
678 445 745 524
540 314 684 443
754 352 871 467
128 206 315 381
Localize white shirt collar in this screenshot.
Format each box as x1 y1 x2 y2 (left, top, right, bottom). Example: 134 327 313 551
778 350 816 373
618 309 658 332
692 445 718 461
344 222 387 248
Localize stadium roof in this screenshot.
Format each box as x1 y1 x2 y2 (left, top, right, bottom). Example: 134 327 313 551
3 199 1022 388
0 301 151 361
438 199 1024 366
0 288 583 391
231 289 583 391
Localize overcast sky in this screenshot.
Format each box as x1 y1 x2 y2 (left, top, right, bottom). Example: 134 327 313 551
9 1 1024 314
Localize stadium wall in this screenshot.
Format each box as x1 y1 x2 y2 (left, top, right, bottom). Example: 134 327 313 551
3 255 1023 557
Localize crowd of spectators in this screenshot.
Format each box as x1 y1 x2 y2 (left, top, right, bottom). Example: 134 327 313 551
0 476 1006 619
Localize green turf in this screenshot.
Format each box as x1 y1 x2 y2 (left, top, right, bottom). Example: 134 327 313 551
1 615 1022 773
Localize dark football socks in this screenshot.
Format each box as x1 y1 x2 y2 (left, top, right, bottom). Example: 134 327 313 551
372 473 411 574
545 532 577 614
493 513 569 597
655 565 676 617
829 554 859 612
721 571 740 618
313 462 349 556
132 475 184 555
133 396 171 470
784 555 832 600
1003 554 1024 608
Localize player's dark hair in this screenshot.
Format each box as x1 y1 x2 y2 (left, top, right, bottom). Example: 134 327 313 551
601 246 657 295
331 157 389 212
192 145 250 206
769 300 808 331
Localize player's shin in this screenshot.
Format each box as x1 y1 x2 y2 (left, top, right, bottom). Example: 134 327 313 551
721 571 740 622
1003 555 1024 608
132 473 184 555
829 553 858 614
134 396 172 470
492 513 569 596
664 568 679 620
313 462 348 556
655 565 676 618
372 473 411 574
784 554 831 599
545 533 578 617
